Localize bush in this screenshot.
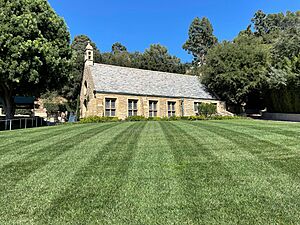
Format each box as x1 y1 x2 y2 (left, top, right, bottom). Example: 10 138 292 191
78 115 244 123
198 103 217 117
44 102 71 113
179 115 244 121
147 117 162 121
125 116 147 121
79 116 120 123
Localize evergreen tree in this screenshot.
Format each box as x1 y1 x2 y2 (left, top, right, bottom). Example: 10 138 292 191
183 17 217 65
141 44 186 74
111 42 127 54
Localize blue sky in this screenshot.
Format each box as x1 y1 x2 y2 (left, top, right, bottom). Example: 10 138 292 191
48 0 300 62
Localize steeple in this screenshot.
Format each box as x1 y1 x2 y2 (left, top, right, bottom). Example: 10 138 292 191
85 41 94 66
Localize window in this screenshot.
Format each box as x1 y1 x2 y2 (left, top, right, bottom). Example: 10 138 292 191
149 101 158 117
83 81 88 96
194 102 201 113
105 98 116 117
168 102 176 117
128 100 138 116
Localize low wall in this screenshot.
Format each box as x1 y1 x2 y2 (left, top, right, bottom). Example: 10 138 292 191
262 112 300 122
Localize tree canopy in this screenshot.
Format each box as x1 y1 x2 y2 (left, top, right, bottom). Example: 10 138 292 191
139 44 185 73
202 33 270 108
183 17 217 65
202 10 300 113
0 0 73 119
100 43 186 74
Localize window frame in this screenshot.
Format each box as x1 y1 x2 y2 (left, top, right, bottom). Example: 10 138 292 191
105 98 116 117
194 102 201 114
128 99 138 117
149 100 158 117
167 101 176 117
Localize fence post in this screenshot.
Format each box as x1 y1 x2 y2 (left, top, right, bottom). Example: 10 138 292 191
20 119 22 129
32 118 33 128
25 118 27 129
35 117 38 127
9 120 12 131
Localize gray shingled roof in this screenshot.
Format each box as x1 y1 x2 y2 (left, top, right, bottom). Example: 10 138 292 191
90 63 216 100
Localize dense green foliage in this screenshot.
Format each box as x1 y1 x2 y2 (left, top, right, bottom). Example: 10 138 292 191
202 10 300 113
101 43 186 74
202 33 270 108
197 103 217 117
79 116 120 123
0 0 73 119
1 120 300 223
43 102 69 114
83 115 240 123
183 17 217 65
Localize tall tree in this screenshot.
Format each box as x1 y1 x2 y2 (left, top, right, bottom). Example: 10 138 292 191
141 44 186 74
101 42 131 68
252 10 300 37
101 43 186 74
0 0 73 119
265 27 300 113
183 17 217 65
111 42 127 54
201 33 270 112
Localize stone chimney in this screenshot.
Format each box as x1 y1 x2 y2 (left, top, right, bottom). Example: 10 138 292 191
85 41 94 66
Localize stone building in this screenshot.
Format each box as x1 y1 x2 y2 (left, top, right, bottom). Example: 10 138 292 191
80 43 227 120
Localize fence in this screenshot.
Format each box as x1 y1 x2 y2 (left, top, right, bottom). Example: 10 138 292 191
0 117 46 131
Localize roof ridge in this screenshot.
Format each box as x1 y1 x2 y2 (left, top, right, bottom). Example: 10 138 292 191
93 63 198 79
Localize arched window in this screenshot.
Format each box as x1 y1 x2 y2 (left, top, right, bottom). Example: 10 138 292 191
83 81 88 96
83 99 88 116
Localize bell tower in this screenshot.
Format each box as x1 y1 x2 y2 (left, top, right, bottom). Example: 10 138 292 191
85 41 94 66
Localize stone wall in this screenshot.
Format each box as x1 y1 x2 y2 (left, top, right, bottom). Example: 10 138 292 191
82 92 226 120
80 65 97 118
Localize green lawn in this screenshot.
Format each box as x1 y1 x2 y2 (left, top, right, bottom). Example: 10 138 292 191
1 120 300 224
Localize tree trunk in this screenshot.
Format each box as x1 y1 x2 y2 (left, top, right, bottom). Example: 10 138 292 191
4 95 15 120
0 83 15 120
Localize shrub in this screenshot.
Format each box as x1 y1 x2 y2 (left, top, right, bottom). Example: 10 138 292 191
198 103 217 117
79 116 120 123
147 117 162 121
179 115 244 121
125 116 147 121
78 115 244 124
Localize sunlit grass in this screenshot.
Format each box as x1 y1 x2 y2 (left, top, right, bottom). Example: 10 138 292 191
0 120 300 224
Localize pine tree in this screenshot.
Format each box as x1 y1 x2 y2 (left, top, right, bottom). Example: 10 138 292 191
183 17 217 65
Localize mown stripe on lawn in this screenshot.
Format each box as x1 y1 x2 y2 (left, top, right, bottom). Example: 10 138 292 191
0 123 118 193
160 121 245 224
37 122 146 224
0 124 88 155
0 122 128 223
209 120 300 139
196 121 300 179
181 121 300 223
0 123 103 168
108 122 188 224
